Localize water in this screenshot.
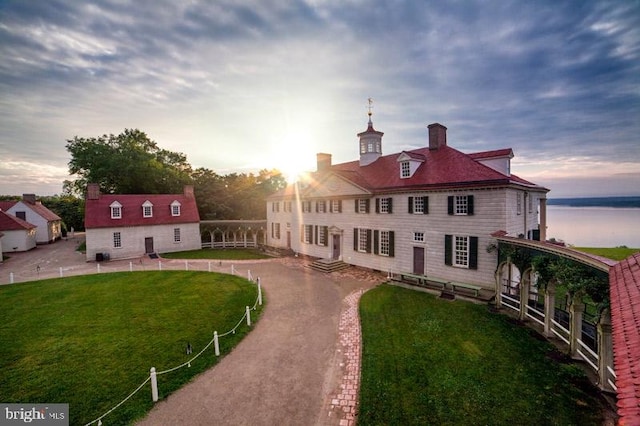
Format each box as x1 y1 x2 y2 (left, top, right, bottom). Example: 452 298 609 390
546 206 640 247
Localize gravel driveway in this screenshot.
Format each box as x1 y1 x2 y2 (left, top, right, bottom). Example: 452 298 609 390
1 238 383 425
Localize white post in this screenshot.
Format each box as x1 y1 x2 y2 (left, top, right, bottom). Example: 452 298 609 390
158 261 162 271
208 261 211 272
257 278 263 306
129 262 133 272
213 331 220 356
9 272 14 284
150 367 158 402
59 267 63 277
185 261 188 271
96 264 100 274
248 270 252 281
246 306 251 326
231 264 235 275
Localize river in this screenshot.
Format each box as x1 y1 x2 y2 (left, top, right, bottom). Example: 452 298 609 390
546 206 640 248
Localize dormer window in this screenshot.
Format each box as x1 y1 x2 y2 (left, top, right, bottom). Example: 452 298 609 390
110 201 122 219
171 200 181 216
397 152 425 179
142 200 153 218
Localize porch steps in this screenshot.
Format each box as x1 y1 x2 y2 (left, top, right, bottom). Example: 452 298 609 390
310 258 350 273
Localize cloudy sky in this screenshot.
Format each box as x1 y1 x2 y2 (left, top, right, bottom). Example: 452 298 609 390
0 0 638 198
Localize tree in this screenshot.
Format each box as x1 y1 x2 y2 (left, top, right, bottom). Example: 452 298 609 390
64 129 192 196
41 195 85 232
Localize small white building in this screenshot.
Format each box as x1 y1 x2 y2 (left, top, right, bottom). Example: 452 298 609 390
0 210 37 253
84 184 201 261
266 116 549 289
3 194 62 244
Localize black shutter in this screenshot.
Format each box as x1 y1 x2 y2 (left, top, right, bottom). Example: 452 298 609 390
468 195 474 215
445 234 452 265
423 196 429 214
388 198 393 213
353 228 358 251
300 225 304 242
389 231 395 257
315 202 319 213
338 200 342 213
366 229 372 253
365 199 370 213
375 198 380 213
323 226 329 246
408 197 414 213
469 236 478 269
448 196 454 215
313 226 317 244
373 230 379 254
355 199 359 213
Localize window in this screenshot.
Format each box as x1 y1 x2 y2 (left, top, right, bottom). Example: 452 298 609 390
171 201 181 216
358 229 369 252
272 202 280 213
316 200 326 213
376 197 392 214
408 196 429 214
272 223 281 239
113 232 122 248
16 211 26 221
379 231 391 256
517 193 522 215
447 195 474 215
317 226 328 246
302 201 311 213
110 202 122 219
142 200 153 218
445 235 478 269
285 201 292 212
413 232 425 242
302 224 313 243
355 199 370 214
528 193 533 213
401 161 411 178
330 199 342 213
174 228 181 242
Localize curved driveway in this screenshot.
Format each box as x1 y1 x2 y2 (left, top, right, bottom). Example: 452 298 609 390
0 237 382 425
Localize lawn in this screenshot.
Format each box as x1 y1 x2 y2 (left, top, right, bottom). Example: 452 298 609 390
359 285 608 425
573 246 639 261
160 248 272 260
0 271 262 425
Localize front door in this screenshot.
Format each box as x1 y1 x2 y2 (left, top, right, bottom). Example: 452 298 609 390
145 237 154 254
332 234 341 260
413 247 425 275
287 231 291 249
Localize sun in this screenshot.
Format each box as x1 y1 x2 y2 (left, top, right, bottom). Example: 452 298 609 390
275 129 315 183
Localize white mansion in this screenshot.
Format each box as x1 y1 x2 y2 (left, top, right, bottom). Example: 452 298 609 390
266 116 549 289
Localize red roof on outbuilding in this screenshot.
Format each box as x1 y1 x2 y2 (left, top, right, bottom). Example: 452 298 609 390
609 252 640 425
0 210 37 231
85 193 200 229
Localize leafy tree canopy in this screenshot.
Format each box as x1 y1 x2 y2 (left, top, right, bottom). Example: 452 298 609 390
64 129 192 196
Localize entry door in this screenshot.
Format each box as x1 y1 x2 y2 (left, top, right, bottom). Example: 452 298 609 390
287 231 291 249
332 234 341 260
145 237 154 254
413 247 425 275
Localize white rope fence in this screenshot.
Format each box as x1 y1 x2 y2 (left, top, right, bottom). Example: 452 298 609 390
60 265 264 426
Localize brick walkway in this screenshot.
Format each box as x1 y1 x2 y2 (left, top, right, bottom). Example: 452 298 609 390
327 289 365 425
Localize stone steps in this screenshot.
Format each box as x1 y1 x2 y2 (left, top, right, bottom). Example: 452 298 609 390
310 258 350 273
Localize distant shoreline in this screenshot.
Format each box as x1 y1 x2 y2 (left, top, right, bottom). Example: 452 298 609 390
547 196 640 208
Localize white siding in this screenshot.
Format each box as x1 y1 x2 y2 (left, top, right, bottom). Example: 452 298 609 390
6 202 61 243
0 229 37 252
85 223 200 261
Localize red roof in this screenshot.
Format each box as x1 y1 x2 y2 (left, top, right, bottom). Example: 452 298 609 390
468 148 514 160
85 193 200 229
324 145 546 193
0 201 16 211
609 252 640 425
25 201 61 222
0 211 37 231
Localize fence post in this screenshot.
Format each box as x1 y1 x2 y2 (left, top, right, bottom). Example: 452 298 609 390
59 267 63 277
569 297 585 359
214 331 220 356
184 261 188 271
150 367 158 402
208 261 211 273
231 264 235 275
543 282 556 337
257 277 263 306
130 262 133 272
158 261 162 271
96 264 100 274
248 270 252 281
597 309 615 391
246 306 251 326
9 272 14 284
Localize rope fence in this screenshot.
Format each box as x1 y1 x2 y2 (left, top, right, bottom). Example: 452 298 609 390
4 260 264 426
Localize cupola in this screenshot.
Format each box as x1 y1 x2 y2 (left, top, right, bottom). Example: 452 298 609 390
358 98 383 166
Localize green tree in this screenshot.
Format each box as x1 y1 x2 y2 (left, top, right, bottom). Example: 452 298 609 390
64 129 192 196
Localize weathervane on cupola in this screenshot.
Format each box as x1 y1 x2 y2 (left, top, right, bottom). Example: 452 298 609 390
358 97 384 166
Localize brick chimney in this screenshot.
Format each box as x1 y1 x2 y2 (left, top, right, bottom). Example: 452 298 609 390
317 153 332 172
22 194 36 204
183 184 195 198
87 183 100 200
428 123 447 150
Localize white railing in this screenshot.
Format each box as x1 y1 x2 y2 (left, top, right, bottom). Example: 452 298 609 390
551 319 571 345
607 365 617 391
577 339 599 372
525 304 545 327
501 293 520 313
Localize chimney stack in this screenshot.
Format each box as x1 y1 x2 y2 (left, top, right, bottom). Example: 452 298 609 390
428 123 447 150
22 194 36 204
87 183 100 200
317 153 332 172
184 185 195 198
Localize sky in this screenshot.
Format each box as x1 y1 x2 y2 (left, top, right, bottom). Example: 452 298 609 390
0 0 638 198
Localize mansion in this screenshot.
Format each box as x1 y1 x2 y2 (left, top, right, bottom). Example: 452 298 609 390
266 116 549 289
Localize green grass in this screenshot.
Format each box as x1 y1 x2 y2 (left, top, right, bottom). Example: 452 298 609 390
160 248 272 260
573 246 639 261
359 285 607 425
0 271 262 425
